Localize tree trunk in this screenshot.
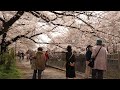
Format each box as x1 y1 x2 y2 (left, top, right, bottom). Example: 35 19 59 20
0 11 24 36
1 43 7 53
1 33 7 53
0 11 24 53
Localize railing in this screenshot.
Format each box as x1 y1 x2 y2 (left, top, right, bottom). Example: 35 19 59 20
47 51 120 79
104 52 120 79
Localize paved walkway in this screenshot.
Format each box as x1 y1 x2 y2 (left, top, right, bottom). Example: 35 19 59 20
16 60 84 79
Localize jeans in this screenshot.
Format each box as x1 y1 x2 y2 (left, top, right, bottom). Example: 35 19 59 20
32 69 43 79
92 69 103 79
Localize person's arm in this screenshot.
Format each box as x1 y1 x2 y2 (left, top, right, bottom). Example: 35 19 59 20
86 51 90 61
73 54 76 62
105 48 108 60
70 54 75 66
91 47 96 58
70 54 75 63
66 52 68 61
32 52 36 59
48 54 49 59
43 53 46 61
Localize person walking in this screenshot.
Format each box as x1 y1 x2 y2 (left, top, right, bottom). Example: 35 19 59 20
91 39 107 79
21 52 25 61
32 47 46 79
66 45 76 79
45 51 49 66
26 50 30 61
85 45 92 79
17 51 21 62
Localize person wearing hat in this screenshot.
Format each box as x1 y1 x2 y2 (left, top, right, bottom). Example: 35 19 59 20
91 39 107 79
85 45 93 79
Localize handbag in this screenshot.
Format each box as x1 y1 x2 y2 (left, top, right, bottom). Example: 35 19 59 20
88 46 102 68
88 58 95 68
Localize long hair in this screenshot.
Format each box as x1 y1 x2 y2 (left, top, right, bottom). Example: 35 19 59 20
38 47 43 51
67 45 72 52
86 45 92 51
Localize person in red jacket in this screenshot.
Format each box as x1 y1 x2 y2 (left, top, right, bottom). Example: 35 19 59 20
45 51 49 66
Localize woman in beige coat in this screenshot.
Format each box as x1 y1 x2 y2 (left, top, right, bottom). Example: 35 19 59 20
32 47 46 79
91 39 107 79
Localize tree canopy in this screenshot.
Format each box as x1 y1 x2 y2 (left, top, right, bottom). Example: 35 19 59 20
0 11 120 53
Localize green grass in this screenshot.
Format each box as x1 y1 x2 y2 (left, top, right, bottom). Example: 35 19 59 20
0 48 22 79
0 64 21 79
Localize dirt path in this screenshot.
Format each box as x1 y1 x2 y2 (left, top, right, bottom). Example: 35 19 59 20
16 60 84 79
16 60 33 79
16 60 66 79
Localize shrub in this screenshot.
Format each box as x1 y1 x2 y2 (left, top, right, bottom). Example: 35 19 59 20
0 48 16 70
0 48 21 79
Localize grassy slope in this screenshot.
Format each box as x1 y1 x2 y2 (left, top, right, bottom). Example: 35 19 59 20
0 64 21 79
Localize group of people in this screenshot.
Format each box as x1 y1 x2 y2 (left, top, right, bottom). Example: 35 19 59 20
17 51 25 61
22 39 107 79
85 39 108 79
65 39 108 79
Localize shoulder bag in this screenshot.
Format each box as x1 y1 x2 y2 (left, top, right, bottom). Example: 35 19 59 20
88 46 102 68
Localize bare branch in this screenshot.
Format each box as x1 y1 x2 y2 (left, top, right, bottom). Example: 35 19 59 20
50 11 120 39
0 17 5 23
29 11 50 22
30 32 43 38
0 11 24 36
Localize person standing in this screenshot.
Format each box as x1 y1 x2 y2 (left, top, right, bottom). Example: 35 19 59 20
45 51 49 66
32 47 46 79
17 51 21 62
66 45 76 79
21 52 25 60
85 45 92 79
91 39 107 79
26 50 30 61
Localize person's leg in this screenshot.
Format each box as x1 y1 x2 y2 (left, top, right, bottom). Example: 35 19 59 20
19 56 21 62
22 55 24 60
20 55 22 61
20 56 22 62
85 61 91 79
66 65 69 79
22 56 24 60
38 70 42 79
32 70 37 79
21 55 22 60
92 69 97 79
97 70 104 79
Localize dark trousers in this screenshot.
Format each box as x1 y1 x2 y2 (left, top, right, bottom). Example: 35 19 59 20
92 69 104 79
32 69 43 79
